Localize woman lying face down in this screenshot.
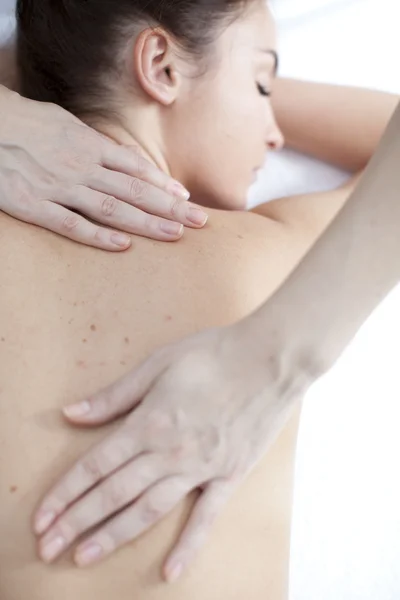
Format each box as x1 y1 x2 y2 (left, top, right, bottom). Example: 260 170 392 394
17 0 283 210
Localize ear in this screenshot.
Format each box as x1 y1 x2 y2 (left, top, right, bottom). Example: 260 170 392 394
134 29 181 105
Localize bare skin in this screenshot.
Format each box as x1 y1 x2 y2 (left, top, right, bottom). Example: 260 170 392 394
1 3 398 596
0 185 348 600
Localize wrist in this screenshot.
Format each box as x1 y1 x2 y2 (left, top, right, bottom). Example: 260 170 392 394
240 302 327 393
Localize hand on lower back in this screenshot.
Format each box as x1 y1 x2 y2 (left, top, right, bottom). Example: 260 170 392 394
32 317 315 582
0 87 207 250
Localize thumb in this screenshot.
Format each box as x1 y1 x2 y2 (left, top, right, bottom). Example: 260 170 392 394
62 347 172 425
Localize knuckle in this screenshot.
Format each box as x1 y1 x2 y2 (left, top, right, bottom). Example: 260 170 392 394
134 154 147 180
59 129 97 170
80 455 104 483
146 408 172 435
141 496 163 525
100 195 118 218
168 197 182 219
169 442 185 462
93 227 106 244
144 212 159 233
61 214 80 233
104 481 128 512
86 162 102 182
128 177 145 203
55 517 77 543
39 170 57 187
129 144 144 160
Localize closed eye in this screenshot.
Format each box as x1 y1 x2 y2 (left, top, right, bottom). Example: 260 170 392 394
257 83 271 97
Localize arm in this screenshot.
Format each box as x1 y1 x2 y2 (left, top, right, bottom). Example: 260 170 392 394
255 100 400 368
254 81 398 232
272 78 399 171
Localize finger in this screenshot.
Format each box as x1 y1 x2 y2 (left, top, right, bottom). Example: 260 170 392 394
35 202 131 251
62 346 172 424
163 480 235 583
73 476 193 567
99 141 190 202
38 452 168 564
33 422 145 536
65 185 184 241
85 166 208 229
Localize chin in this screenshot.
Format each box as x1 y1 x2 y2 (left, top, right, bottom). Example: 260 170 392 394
219 188 249 211
190 183 248 212
202 195 248 212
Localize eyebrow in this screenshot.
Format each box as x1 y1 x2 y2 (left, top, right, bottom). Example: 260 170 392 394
259 49 280 76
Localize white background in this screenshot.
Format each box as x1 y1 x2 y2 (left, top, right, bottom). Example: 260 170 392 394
1 1 400 599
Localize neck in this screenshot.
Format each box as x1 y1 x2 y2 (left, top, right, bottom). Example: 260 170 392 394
94 112 171 176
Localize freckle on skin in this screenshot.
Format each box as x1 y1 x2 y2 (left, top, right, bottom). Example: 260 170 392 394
237 234 244 240
124 337 130 344
9 485 18 493
76 360 86 368
120 361 126 366
165 315 172 322
82 339 87 343
90 324 96 332
1 337 5 342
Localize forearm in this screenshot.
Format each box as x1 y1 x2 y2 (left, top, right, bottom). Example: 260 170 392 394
251 101 400 373
272 78 399 171
0 39 17 91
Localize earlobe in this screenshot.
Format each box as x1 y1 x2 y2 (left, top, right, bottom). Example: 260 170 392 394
134 29 180 106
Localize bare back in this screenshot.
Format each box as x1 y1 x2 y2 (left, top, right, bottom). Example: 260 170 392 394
0 190 346 600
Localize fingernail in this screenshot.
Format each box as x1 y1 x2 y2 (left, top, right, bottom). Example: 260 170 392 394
167 561 183 583
75 542 104 567
41 535 66 563
160 221 184 237
63 400 91 419
35 510 56 535
187 207 208 227
172 182 190 201
111 233 131 248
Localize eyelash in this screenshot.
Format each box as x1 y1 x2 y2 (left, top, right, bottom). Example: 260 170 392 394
257 83 271 97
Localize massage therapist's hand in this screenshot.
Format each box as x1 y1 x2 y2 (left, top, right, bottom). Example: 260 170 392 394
0 87 207 250
33 316 316 582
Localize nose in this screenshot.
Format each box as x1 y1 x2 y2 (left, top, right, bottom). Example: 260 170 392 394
266 121 285 151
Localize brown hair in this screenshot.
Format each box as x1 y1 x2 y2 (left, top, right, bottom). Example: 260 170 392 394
16 0 247 120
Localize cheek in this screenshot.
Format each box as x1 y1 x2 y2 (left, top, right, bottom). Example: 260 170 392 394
165 84 265 209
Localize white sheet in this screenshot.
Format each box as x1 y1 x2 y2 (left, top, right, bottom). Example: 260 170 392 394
1 2 400 599
249 0 400 206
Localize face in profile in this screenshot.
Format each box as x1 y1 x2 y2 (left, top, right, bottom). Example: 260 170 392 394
162 0 284 210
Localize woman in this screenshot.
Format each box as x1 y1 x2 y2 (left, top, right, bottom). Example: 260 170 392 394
0 0 398 598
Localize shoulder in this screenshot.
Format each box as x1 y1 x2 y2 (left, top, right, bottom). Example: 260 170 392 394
251 174 360 238
182 208 306 313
